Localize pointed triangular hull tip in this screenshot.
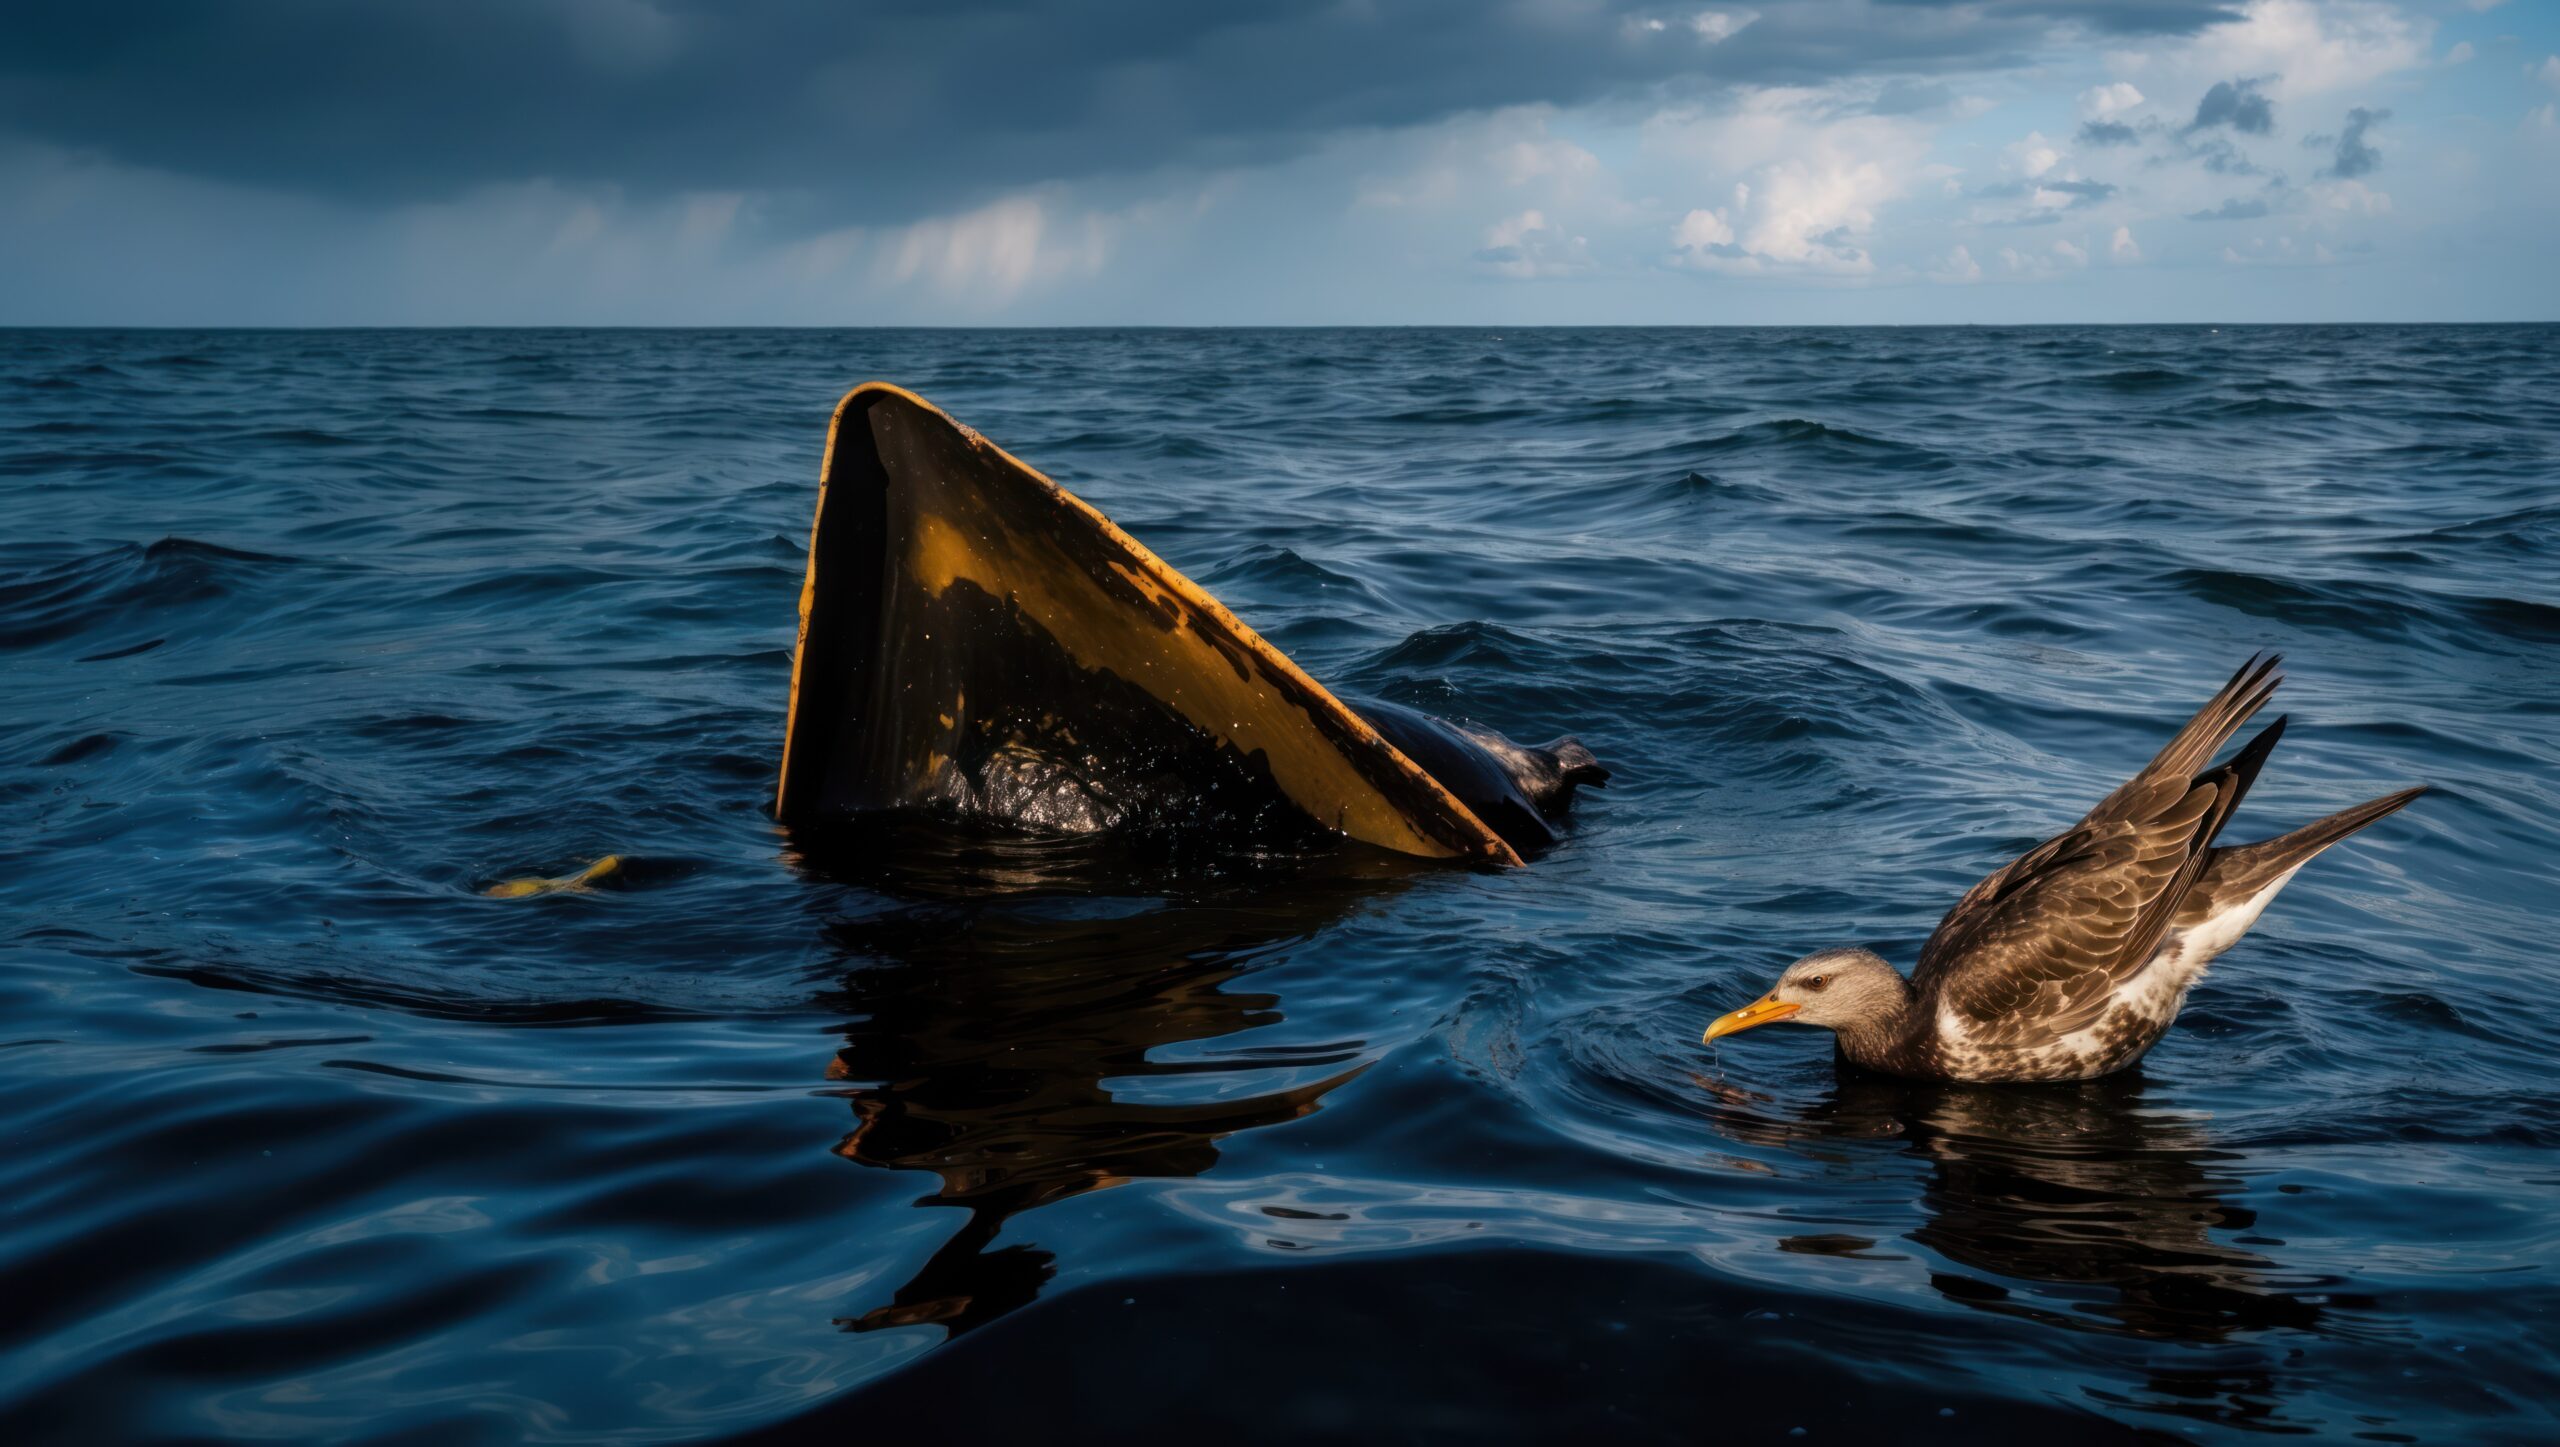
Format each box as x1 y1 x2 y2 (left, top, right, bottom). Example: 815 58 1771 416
775 383 1523 865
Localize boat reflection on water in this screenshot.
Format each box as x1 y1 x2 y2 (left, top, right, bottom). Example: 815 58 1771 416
785 820 1418 1337
1702 1069 2375 1431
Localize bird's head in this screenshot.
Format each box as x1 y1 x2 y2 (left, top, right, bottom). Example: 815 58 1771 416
1703 947 1906 1042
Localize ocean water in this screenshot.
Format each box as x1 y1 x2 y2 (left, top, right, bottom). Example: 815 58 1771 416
2 326 2554 1443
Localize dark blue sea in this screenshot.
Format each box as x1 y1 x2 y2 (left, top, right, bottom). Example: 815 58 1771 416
3 327 2555 1443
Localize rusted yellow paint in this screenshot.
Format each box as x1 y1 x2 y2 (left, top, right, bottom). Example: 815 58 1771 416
905 511 983 595
775 383 1520 866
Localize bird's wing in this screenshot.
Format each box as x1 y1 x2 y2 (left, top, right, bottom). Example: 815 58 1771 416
1911 658 2285 1044
2080 653 2283 828
1918 653 2281 975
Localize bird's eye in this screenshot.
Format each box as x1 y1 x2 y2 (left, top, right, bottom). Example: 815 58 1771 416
1806 975 1828 991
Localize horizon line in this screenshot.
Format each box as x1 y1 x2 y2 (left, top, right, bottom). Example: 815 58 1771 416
3 319 2555 331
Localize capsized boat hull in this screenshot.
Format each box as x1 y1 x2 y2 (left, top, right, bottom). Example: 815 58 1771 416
776 384 1598 863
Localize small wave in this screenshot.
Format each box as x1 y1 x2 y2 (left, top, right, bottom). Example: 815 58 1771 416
1380 404 1542 426
2207 396 2333 419
142 537 296 567
1358 620 1560 676
37 732 123 766
2084 367 2202 391
0 537 301 652
233 425 367 449
75 637 166 662
1649 469 1775 505
1675 417 1956 473
1198 544 1384 603
2417 505 2559 550
2163 565 2560 643
2452 590 2560 641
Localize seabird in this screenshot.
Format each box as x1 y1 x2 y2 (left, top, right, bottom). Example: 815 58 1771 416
1702 655 2424 1082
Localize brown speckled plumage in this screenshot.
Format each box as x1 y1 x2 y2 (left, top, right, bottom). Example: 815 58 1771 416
1709 655 2426 1083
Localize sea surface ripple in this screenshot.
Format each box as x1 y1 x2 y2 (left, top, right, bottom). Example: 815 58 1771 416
2 326 2556 1443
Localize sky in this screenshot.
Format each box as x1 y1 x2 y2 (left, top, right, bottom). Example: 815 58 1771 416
2 0 2555 325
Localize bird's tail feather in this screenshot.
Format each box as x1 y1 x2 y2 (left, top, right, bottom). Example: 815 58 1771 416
2224 785 2427 880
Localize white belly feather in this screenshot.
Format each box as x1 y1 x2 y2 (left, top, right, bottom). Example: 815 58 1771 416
2035 866 2305 1066
2146 865 2303 996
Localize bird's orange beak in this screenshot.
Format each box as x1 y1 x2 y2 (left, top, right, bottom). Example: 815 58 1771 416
1703 994 1800 1044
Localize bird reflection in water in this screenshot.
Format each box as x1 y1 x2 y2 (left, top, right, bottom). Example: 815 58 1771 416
1700 1070 2383 1432
787 821 1415 1337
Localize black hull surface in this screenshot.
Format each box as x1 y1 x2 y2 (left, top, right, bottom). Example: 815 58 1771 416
775 384 1599 862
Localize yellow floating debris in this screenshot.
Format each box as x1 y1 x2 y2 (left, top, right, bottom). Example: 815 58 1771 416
483 854 624 899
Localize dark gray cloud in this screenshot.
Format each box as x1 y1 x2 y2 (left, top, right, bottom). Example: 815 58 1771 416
2324 106 2388 178
2041 178 2117 204
1863 77 1962 116
1875 0 2241 33
2077 119 2141 146
2183 134 2263 175
2188 77 2273 134
2184 196 2269 221
0 0 2246 229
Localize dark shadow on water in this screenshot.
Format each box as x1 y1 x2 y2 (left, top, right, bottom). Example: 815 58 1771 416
776 819 2414 1435
784 819 1422 1337
1701 1067 2387 1434
1841 1073 2331 1341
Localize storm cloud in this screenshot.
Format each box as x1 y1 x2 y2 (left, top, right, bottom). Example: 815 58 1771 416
2188 77 2274 134
2325 106 2389 178
0 0 2243 229
1 0 2538 326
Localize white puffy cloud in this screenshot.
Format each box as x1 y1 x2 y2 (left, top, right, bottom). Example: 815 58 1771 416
1674 205 1736 250
1691 10 1756 43
1623 8 1757 43
1649 89 1935 276
2310 178 2394 216
1339 108 1633 280
2109 225 2141 262
1475 208 1594 277
2007 131 2063 178
2115 0 2430 106
2077 83 2145 121
1618 8 1756 44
